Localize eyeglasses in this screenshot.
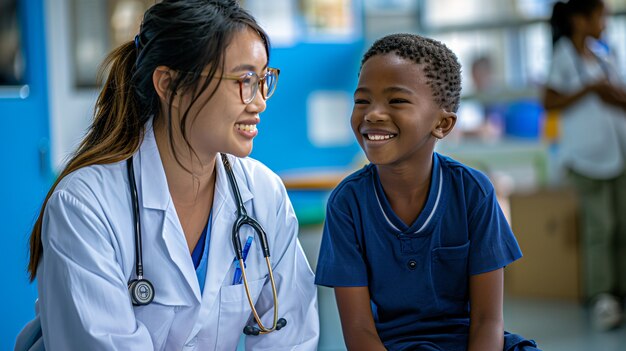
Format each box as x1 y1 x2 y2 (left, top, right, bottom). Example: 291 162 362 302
220 68 280 104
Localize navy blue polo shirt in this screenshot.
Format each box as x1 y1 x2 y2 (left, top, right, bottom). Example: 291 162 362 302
315 153 523 350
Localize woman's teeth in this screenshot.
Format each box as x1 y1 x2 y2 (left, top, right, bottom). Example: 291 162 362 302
236 124 257 132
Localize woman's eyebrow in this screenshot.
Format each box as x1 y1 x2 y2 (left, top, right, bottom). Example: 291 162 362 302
229 63 267 73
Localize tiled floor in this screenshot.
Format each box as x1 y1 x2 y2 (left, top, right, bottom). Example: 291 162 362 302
504 297 626 351
315 291 626 350
299 225 626 351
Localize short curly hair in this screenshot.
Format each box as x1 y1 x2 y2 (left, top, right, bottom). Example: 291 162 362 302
361 33 462 112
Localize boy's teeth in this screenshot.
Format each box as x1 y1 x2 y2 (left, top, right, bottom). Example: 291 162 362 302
367 134 395 141
236 124 257 132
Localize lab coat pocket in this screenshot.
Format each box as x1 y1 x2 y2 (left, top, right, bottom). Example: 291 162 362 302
134 303 176 351
216 277 266 348
432 241 470 306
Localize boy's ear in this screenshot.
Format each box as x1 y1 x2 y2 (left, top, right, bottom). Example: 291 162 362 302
432 109 457 139
152 66 177 106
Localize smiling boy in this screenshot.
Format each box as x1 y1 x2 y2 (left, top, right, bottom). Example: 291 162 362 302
315 34 540 351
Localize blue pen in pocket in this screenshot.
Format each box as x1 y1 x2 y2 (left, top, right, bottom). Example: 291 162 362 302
232 235 253 285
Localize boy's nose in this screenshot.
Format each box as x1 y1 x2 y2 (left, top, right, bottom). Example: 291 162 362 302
364 109 389 122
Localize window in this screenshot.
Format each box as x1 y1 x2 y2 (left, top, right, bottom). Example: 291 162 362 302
71 0 152 87
244 0 361 44
0 0 24 86
416 0 626 136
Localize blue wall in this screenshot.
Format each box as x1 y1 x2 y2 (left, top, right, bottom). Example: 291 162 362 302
251 42 364 173
1 0 51 348
251 41 365 227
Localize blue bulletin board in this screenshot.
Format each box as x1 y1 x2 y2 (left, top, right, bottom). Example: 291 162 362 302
0 0 51 348
244 0 365 226
252 42 364 173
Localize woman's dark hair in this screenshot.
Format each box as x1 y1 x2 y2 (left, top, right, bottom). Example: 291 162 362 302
27 0 270 280
550 0 604 45
361 33 462 113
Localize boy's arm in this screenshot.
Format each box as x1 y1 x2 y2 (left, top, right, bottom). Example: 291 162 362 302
335 287 387 351
468 268 505 351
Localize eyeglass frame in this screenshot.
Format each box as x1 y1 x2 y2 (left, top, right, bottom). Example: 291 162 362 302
219 67 280 105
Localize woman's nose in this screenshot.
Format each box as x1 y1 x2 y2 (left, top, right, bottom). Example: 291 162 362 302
246 90 267 113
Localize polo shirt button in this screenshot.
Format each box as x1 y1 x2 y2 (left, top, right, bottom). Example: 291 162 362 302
407 259 417 270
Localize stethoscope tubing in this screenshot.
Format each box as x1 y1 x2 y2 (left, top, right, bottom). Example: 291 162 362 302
240 256 280 334
221 153 283 334
126 154 285 334
127 158 145 279
222 153 271 259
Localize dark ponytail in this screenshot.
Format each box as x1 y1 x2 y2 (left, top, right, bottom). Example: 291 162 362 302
27 41 149 280
550 0 604 46
550 2 570 45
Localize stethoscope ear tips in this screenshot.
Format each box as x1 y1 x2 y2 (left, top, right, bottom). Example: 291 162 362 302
243 318 287 335
276 318 287 330
243 325 260 336
128 278 155 306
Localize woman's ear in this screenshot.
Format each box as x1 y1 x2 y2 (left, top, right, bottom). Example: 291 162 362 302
152 66 176 104
432 110 457 139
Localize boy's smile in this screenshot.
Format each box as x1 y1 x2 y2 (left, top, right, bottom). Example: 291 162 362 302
351 53 445 167
361 128 397 142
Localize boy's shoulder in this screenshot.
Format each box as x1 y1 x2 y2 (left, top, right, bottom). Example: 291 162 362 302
436 153 494 197
328 163 377 202
327 154 495 203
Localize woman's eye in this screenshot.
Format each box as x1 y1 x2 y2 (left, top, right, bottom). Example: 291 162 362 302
241 77 253 87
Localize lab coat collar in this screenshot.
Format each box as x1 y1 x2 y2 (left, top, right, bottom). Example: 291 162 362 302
214 153 254 214
139 124 170 211
137 124 202 304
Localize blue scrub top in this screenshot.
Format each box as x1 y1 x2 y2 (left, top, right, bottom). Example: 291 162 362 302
192 212 211 294
315 153 524 350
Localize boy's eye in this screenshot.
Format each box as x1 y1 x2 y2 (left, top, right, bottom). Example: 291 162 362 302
389 98 409 104
354 98 369 104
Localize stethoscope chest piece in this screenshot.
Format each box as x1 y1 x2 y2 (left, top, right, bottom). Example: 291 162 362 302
128 278 155 306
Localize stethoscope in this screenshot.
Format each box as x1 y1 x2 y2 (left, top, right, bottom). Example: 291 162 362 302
125 154 286 336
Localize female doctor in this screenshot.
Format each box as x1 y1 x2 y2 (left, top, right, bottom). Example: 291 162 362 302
15 0 319 350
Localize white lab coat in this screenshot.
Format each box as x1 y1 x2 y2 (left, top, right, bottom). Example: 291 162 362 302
15 125 319 350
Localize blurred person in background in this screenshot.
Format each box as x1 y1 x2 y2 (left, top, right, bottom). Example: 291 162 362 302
543 0 626 331
470 54 506 140
14 0 319 349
